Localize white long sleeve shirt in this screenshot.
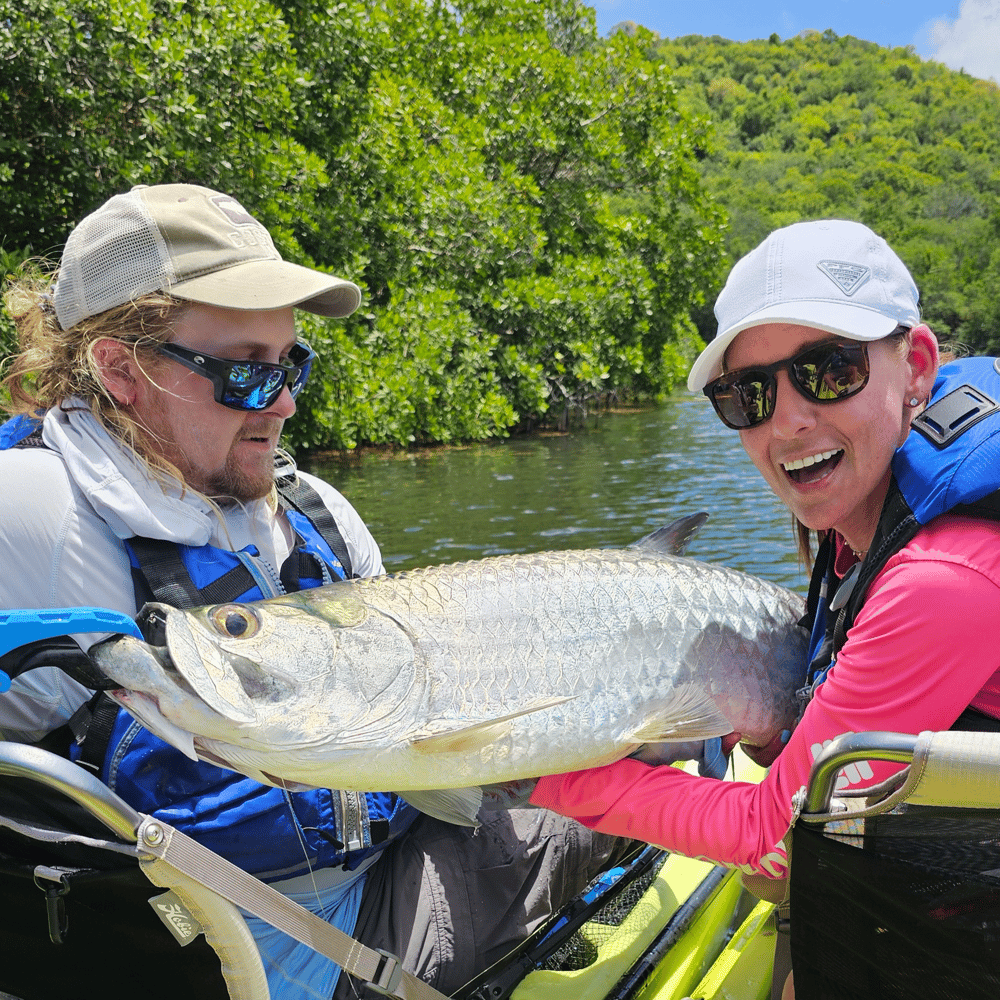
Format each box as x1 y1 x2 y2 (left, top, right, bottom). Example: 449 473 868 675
0 400 383 741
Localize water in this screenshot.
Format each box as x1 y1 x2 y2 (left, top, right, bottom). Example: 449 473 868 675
304 393 807 593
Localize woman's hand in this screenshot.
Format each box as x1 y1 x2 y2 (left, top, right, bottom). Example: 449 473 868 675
731 729 790 768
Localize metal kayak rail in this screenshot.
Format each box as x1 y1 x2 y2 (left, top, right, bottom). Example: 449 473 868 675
0 740 143 844
800 731 918 816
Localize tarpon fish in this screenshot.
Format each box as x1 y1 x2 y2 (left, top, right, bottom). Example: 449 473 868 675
91 515 807 823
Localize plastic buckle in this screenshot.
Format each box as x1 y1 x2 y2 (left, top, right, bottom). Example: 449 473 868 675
368 948 404 997
34 866 71 944
912 383 998 447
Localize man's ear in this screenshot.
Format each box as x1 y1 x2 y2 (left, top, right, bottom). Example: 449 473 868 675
92 339 139 406
905 324 938 406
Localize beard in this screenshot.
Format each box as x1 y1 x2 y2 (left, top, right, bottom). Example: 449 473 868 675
196 446 277 503
135 393 281 503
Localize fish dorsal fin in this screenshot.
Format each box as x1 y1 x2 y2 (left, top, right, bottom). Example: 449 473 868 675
627 683 732 743
631 513 709 557
409 696 574 754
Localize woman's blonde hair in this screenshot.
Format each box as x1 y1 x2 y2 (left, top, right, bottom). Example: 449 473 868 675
2 264 190 482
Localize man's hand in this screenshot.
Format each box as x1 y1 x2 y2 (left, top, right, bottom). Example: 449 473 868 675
630 737 731 780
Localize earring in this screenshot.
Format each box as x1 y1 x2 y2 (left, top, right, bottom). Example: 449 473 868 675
909 397 920 407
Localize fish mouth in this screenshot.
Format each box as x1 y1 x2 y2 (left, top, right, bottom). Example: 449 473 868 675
92 629 201 707
89 628 205 760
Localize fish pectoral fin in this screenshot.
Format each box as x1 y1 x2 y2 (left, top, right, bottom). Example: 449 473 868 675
258 770 318 793
629 684 732 743
408 696 574 755
401 787 483 828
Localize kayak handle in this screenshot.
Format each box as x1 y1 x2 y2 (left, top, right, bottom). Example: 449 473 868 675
0 608 143 692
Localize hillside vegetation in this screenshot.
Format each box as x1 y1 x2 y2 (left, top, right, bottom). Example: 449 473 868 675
652 29 1000 351
2 6 998 452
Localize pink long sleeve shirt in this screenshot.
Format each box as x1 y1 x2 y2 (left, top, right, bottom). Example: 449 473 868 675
530 515 1000 879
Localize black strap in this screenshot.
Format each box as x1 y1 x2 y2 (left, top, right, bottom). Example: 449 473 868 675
831 479 921 655
801 534 839 689
801 531 835 633
11 427 45 449
74 693 123 773
128 537 259 608
276 476 355 579
279 548 326 593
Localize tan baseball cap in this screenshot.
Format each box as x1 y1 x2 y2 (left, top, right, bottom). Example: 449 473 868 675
52 183 362 330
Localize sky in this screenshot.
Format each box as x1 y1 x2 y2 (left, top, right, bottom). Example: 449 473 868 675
591 0 1000 83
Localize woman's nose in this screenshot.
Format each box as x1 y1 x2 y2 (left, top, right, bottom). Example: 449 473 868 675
768 371 816 438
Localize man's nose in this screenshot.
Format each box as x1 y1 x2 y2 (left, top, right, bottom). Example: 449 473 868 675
266 385 297 418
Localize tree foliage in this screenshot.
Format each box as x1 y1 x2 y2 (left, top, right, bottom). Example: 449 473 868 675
1 0 724 450
6 9 998 451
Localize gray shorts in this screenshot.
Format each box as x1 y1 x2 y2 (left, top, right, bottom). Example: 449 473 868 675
332 808 634 998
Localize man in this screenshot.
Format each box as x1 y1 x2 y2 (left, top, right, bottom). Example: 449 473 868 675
0 183 628 998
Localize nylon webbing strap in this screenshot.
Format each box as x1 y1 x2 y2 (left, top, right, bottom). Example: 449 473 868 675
276 477 354 579
137 817 449 1000
75 692 121 772
129 537 257 608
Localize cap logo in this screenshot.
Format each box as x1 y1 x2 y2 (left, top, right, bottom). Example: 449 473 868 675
210 194 275 253
817 260 870 296
210 195 257 227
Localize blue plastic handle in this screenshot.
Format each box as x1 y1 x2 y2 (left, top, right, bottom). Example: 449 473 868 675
0 608 143 692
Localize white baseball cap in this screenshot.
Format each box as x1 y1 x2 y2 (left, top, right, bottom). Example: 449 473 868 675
52 183 362 330
687 219 920 392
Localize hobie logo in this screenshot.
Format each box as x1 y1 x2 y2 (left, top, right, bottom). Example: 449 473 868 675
817 260 870 296
156 901 196 939
149 890 202 945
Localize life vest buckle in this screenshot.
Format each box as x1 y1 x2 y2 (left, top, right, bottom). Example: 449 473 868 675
912 383 999 447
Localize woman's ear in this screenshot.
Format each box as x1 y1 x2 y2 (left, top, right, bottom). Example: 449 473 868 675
904 324 938 408
92 339 139 406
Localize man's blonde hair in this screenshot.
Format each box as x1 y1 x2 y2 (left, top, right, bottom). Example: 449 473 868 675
3 265 190 482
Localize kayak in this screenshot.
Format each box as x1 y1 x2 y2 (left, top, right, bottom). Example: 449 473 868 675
507 750 776 1000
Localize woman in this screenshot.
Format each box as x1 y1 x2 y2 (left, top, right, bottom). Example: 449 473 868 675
527 220 1000 995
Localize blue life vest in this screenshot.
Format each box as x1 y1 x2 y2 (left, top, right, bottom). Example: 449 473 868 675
0 413 419 880
801 356 1000 708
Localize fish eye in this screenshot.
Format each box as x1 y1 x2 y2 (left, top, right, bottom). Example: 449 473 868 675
209 605 260 639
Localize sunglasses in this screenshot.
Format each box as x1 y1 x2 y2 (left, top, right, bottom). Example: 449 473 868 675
704 340 870 429
157 340 317 412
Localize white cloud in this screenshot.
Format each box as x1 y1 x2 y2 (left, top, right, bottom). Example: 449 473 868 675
929 0 1000 82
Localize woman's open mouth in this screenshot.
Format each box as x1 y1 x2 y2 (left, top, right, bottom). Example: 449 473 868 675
782 449 843 485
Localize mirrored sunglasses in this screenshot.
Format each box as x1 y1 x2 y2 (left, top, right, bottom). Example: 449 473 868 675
704 340 871 430
157 340 317 412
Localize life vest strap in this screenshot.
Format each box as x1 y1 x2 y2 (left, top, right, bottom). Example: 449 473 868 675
276 476 355 579
129 536 258 608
